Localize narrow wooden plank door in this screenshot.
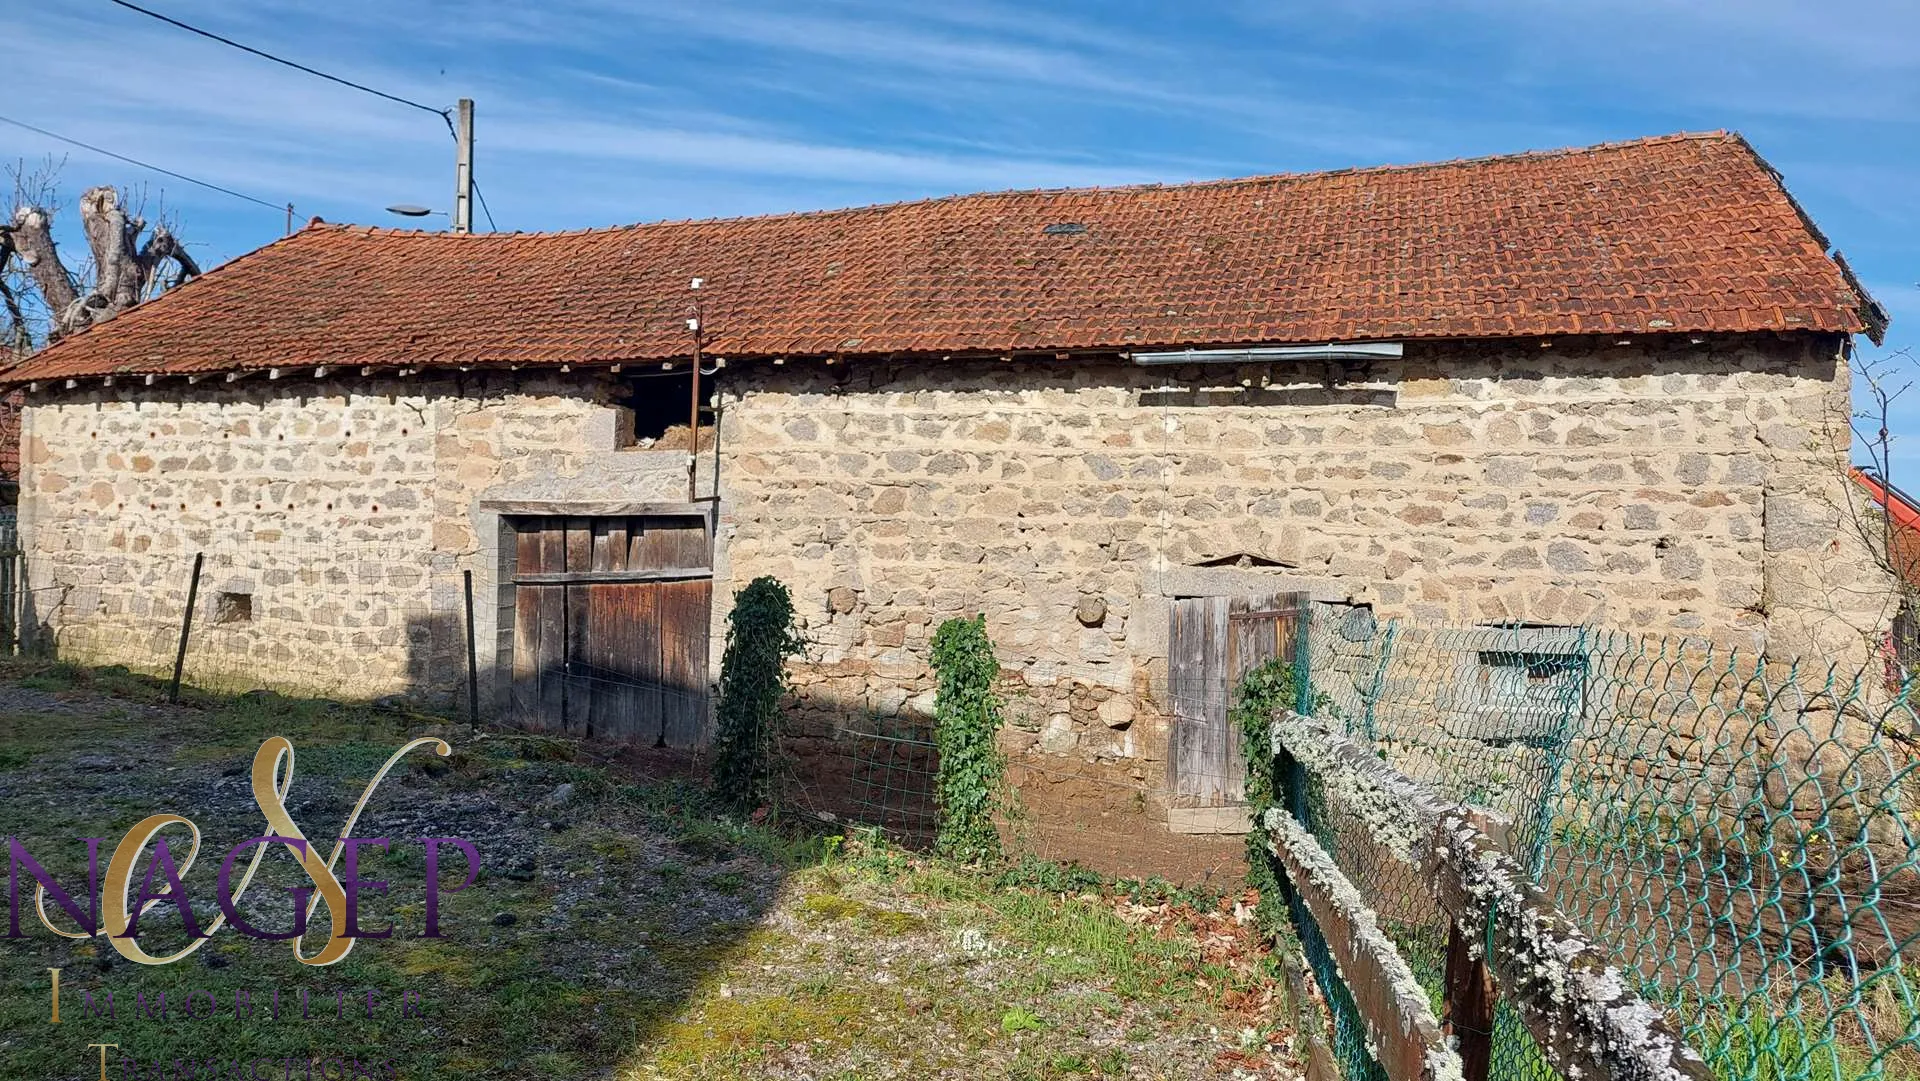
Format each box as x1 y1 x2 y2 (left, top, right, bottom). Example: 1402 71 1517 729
1168 592 1304 806
656 578 712 748
1169 596 1229 805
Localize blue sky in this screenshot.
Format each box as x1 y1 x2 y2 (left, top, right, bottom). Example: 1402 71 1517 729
5 1 1917 466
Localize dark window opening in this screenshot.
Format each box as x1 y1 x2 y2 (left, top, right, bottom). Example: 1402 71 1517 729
1465 625 1588 750
214 591 252 624
1190 552 1297 569
1476 651 1585 683
616 370 717 451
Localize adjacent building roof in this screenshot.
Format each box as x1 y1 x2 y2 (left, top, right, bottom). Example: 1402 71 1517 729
3 131 1885 384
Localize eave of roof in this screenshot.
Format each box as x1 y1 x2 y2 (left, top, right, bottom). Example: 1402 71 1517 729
2 130 1883 387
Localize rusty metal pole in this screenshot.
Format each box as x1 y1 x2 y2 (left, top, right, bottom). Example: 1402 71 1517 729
462 569 480 729
686 277 704 502
168 552 204 704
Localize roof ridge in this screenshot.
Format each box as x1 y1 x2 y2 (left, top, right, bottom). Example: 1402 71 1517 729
7 129 1867 385
317 130 1739 241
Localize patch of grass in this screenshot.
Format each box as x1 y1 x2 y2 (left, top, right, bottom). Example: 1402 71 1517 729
906 865 987 904
995 854 1106 895
996 853 1224 911
795 893 927 935
639 987 877 1073
983 888 1211 1001
10 660 171 701
706 870 750 896
1001 1006 1046 1034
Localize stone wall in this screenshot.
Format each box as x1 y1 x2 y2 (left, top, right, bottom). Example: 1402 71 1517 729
17 371 694 697
17 332 1886 808
713 335 1885 798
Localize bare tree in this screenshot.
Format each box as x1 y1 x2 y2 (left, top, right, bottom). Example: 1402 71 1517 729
1846 344 1920 684
0 159 200 352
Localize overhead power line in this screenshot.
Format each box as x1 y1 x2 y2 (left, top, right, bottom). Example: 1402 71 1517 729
0 113 288 215
104 0 500 230
105 0 451 121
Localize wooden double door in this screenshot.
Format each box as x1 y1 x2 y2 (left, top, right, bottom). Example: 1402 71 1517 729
1167 592 1305 806
506 514 712 746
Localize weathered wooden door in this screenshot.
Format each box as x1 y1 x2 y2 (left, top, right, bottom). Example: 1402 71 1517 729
507 514 711 746
1167 592 1304 806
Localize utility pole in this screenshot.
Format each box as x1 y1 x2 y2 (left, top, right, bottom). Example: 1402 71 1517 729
453 98 474 234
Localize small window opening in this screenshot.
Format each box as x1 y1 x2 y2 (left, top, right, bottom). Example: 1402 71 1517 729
616 370 718 451
1467 626 1587 749
1476 651 1583 683
214 591 253 624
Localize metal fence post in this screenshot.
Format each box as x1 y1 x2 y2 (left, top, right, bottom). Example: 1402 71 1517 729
168 552 204 704
1523 625 1589 877
463 568 480 729
1360 620 1396 742
1294 602 1313 716
1 548 17 657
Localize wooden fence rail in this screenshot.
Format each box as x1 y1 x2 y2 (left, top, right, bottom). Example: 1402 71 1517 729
1264 711 1712 1081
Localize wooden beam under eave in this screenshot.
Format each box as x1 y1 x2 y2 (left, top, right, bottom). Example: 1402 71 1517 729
312 366 330 378
225 370 253 383
267 368 284 380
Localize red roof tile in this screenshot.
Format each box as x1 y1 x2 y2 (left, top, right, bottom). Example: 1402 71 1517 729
3 132 1883 383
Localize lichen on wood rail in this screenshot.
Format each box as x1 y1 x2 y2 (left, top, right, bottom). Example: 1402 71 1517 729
1264 808 1465 1081
1264 711 1713 1081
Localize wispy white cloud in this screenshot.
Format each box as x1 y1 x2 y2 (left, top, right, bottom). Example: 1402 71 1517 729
5 0 1913 334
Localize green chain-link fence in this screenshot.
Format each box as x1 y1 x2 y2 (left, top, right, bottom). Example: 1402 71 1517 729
1289 604 1920 1081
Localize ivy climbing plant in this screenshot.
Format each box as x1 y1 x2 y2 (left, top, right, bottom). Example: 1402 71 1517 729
711 576 804 813
1232 656 1324 939
930 614 1007 863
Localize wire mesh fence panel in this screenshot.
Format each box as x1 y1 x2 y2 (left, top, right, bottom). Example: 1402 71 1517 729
1296 606 1920 1081
782 717 941 842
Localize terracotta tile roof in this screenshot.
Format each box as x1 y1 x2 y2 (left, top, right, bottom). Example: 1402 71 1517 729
3 132 1884 384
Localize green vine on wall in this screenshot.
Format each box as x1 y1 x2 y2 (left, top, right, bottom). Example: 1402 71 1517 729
1233 657 1326 939
930 614 1007 863
711 576 804 813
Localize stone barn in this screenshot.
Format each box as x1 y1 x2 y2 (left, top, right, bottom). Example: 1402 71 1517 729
0 132 1890 820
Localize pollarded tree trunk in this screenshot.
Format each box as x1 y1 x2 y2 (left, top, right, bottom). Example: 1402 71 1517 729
1 205 80 320
0 185 199 343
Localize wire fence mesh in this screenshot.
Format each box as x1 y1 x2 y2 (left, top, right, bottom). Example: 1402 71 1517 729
1296 602 1920 1081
